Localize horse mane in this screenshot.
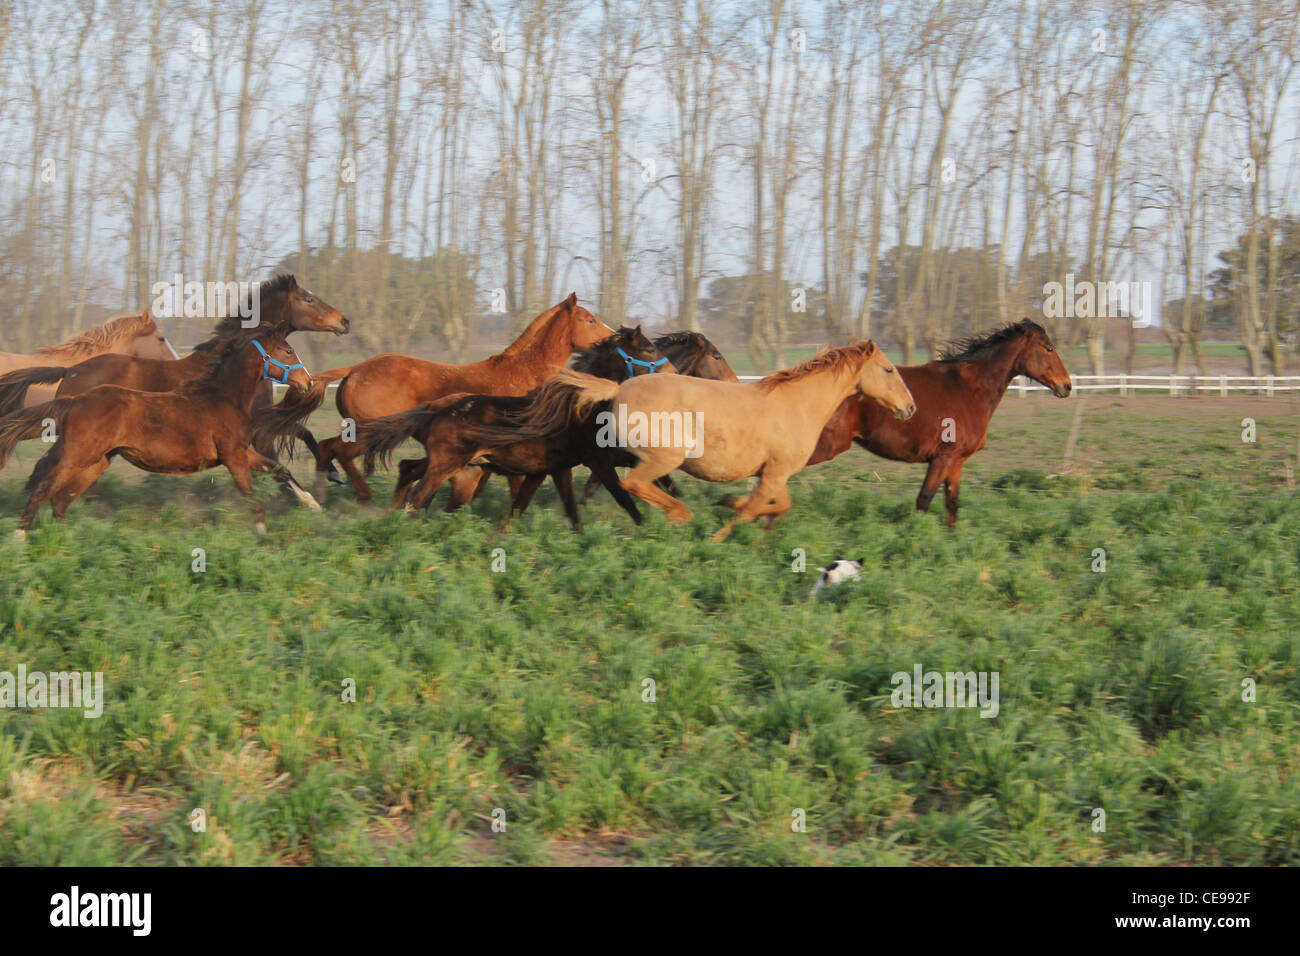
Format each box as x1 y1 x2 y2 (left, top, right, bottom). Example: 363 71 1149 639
653 331 703 349
499 294 575 358
35 311 156 358
191 274 298 352
938 319 1041 363
756 340 877 393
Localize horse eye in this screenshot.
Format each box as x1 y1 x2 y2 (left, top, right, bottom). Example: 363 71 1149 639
1046 346 1054 353
885 367 895 374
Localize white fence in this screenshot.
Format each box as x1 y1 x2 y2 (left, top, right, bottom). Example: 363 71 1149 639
1009 374 1300 396
275 373 1300 397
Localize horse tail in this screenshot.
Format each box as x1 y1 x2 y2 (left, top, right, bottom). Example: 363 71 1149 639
251 364 353 458
0 398 73 471
465 370 620 447
0 366 68 418
357 406 438 473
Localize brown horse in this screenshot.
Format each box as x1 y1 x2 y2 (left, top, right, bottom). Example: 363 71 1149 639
355 326 675 527
0 327 313 539
653 332 740 382
474 340 916 541
258 293 614 503
804 319 1072 526
0 275 347 418
0 312 179 407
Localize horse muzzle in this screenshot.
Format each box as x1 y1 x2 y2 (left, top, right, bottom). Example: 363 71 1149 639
1054 382 1072 398
335 316 351 334
896 402 917 421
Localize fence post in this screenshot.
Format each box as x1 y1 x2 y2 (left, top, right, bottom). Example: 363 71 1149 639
1268 375 1275 397
1170 373 1176 397
1220 374 1227 397
1119 373 1127 397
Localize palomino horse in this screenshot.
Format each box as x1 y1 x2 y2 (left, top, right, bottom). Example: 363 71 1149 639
474 339 917 542
0 312 179 407
258 293 614 503
579 329 740 505
0 275 347 418
0 327 313 539
355 326 676 527
805 319 1072 526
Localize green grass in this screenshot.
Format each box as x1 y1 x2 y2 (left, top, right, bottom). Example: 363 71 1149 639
0 396 1297 864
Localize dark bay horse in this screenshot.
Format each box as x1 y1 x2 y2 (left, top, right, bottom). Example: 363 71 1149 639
0 327 313 539
258 293 614 504
804 318 1072 525
355 326 674 527
653 332 740 382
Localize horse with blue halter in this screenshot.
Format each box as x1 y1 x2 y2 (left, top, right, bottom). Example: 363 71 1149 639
0 323 314 539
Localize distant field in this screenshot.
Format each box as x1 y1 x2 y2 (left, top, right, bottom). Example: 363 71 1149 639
0 394 1297 864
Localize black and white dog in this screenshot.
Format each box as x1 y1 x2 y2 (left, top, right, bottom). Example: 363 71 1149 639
812 557 864 597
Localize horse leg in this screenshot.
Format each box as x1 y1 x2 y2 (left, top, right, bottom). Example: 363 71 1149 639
588 456 642 524
619 452 691 524
49 458 112 519
297 427 344 485
248 448 321 512
943 459 966 527
579 470 603 504
510 473 546 516
915 458 946 514
445 466 487 513
322 434 372 504
15 446 79 535
551 469 580 530
712 479 792 543
222 447 268 537
393 458 428 508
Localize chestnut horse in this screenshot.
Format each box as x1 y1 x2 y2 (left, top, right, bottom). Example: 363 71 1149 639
473 340 917 542
0 312 179 407
0 327 313 539
355 326 675 527
804 319 1072 526
258 293 614 503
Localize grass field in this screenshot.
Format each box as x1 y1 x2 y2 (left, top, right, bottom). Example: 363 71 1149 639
0 393 1298 865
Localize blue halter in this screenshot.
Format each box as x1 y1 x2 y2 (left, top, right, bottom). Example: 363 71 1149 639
250 338 306 385
617 346 669 378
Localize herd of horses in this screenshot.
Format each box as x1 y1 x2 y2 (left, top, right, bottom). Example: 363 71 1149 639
0 274 1073 543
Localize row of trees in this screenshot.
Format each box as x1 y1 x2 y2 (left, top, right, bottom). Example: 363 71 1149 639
0 0 1296 373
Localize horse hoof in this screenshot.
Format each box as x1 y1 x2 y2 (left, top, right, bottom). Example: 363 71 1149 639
12 529 26 543
327 469 345 485
304 496 323 513
255 520 267 538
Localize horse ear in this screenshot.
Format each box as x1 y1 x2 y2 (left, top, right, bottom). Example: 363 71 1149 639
287 273 297 288
566 292 578 308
